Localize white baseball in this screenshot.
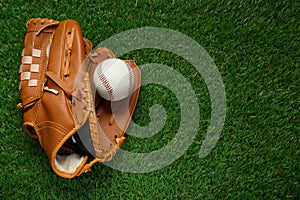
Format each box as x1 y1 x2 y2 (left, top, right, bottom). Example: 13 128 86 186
93 58 135 101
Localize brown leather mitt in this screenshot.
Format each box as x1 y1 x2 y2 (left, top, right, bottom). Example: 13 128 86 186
18 18 141 178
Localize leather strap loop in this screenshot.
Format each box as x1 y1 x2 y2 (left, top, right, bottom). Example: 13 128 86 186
46 71 73 98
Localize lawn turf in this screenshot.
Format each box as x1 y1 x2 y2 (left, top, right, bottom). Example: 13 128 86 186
0 0 299 199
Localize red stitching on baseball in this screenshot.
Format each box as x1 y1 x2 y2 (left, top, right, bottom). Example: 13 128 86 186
97 64 114 100
126 63 133 96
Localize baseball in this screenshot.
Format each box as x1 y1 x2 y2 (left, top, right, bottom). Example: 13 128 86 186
93 58 135 101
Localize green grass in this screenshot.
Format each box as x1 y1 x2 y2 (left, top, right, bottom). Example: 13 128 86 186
0 0 299 199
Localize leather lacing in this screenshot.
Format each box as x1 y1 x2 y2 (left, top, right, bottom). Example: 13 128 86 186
82 72 124 161
35 20 59 36
64 28 75 76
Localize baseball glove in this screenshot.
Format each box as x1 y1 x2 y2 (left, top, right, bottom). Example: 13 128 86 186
18 18 141 178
